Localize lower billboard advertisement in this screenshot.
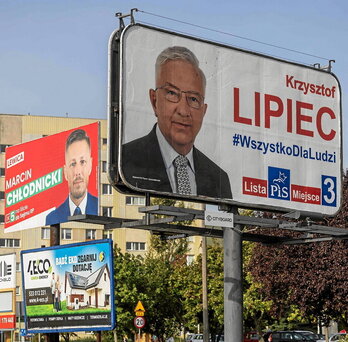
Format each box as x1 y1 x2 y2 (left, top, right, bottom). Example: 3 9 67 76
0 253 16 330
21 240 115 334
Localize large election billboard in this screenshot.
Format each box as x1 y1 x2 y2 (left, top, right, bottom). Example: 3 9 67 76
0 253 16 330
4 122 99 232
108 24 342 216
21 239 115 334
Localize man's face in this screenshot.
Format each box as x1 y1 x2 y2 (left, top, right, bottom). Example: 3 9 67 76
149 60 207 155
64 140 92 204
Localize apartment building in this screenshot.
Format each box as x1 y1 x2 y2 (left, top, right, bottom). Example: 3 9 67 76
0 113 203 341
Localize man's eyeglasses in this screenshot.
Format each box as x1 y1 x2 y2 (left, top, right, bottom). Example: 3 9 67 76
155 85 204 109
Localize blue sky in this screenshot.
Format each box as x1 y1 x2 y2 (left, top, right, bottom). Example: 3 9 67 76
0 0 346 162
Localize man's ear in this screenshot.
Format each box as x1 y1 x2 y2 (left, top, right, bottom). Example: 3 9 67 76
63 165 68 181
203 103 208 118
149 89 158 117
88 157 93 176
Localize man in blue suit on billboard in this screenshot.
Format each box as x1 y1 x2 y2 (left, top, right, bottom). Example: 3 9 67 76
46 129 98 226
122 46 232 199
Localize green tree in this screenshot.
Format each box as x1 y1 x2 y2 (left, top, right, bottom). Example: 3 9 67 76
173 242 225 341
112 233 190 342
139 235 189 341
243 241 273 333
113 247 145 339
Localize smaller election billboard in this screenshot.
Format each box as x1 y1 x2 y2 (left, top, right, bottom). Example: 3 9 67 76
21 239 115 334
4 122 99 232
0 253 16 330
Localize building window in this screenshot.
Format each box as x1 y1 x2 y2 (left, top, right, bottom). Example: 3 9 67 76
102 184 112 195
41 228 50 240
102 207 112 217
102 161 107 173
16 286 20 296
0 215 4 223
125 196 145 206
103 231 112 239
0 144 11 153
0 239 20 248
0 191 4 200
126 242 146 251
61 228 72 240
86 229 96 240
16 262 21 272
0 168 4 177
186 255 194 265
102 138 107 145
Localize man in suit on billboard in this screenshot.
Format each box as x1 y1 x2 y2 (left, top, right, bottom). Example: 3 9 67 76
122 46 232 199
46 129 98 225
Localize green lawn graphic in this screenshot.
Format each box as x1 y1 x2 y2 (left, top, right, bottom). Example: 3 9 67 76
26 300 111 317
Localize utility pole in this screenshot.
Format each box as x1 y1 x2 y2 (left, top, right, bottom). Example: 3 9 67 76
202 236 210 342
47 224 60 342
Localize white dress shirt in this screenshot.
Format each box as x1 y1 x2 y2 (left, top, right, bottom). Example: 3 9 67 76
68 192 88 215
156 125 197 195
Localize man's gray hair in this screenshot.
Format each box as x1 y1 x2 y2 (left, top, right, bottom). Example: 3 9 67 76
155 46 206 90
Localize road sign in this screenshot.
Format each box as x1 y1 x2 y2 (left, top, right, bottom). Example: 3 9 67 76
134 300 145 316
134 316 146 329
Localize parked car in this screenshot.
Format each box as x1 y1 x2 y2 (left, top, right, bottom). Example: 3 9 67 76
186 334 195 342
294 330 326 341
328 333 347 341
191 334 211 342
191 334 223 342
271 331 313 341
244 331 260 342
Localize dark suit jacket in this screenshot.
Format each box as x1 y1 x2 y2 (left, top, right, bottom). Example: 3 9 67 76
122 126 232 199
46 192 98 226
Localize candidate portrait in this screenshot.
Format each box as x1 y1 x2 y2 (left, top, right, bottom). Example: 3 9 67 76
122 46 232 199
46 129 98 225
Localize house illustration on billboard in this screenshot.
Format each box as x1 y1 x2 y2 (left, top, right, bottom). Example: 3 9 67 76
64 264 111 310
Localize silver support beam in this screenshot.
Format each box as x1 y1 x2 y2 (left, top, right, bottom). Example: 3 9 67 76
224 225 243 342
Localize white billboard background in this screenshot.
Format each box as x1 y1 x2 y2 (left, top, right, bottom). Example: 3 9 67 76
0 292 13 312
120 25 341 216
0 253 16 289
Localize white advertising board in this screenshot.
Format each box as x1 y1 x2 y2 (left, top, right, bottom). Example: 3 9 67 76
0 253 16 330
0 253 16 289
112 24 342 216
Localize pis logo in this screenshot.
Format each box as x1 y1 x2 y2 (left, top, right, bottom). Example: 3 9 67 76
268 167 290 201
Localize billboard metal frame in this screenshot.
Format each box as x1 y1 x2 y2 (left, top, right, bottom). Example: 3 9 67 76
107 20 342 218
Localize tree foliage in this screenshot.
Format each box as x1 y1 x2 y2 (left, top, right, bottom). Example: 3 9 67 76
243 241 274 333
112 234 190 341
248 174 348 328
176 243 225 339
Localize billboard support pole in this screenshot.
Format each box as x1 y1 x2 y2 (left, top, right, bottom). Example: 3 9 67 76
221 205 243 342
47 224 60 342
202 235 210 342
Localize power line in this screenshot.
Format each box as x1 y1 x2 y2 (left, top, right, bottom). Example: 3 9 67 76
138 9 331 62
138 20 313 67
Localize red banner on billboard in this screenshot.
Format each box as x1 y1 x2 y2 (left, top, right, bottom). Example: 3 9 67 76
0 314 16 330
4 122 99 232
